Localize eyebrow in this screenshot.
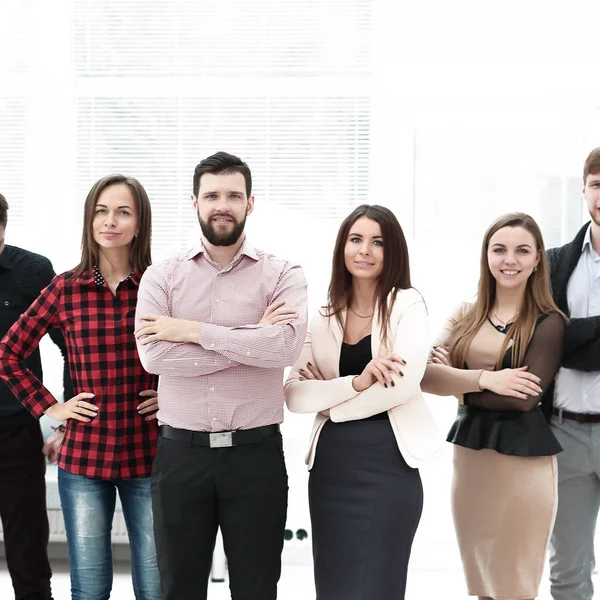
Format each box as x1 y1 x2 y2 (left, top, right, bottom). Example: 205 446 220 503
491 243 533 248
95 204 132 209
202 190 244 195
348 232 383 239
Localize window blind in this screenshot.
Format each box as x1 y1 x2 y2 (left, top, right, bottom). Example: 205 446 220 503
0 99 27 229
74 0 373 77
76 96 370 258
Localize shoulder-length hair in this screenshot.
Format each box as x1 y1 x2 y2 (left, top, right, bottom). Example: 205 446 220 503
323 204 411 345
448 212 563 369
72 174 152 279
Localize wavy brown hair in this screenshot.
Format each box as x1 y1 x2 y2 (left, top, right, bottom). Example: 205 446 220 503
323 205 411 346
72 174 152 279
448 213 563 369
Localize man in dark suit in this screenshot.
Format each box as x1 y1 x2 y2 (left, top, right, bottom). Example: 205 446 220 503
546 147 600 600
0 193 72 600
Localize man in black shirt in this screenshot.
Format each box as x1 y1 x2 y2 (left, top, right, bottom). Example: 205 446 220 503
0 193 72 600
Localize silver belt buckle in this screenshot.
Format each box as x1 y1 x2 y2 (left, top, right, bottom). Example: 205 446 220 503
209 432 234 448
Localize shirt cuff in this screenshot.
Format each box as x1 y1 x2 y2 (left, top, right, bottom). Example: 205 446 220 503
25 393 58 419
198 322 230 351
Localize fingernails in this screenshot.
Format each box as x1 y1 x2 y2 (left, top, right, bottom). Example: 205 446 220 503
384 383 388 388
401 360 407 365
308 362 313 366
299 377 305 381
391 381 396 387
85 418 91 422
399 372 404 377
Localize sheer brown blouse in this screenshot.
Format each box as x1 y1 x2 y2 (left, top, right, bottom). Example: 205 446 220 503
422 304 565 456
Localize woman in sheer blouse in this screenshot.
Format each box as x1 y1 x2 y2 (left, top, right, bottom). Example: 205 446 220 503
422 212 565 600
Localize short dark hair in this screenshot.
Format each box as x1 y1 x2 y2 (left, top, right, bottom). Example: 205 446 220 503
584 147 600 184
0 193 8 228
193 151 252 198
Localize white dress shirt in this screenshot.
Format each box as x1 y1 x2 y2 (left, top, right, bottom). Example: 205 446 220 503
555 224 600 413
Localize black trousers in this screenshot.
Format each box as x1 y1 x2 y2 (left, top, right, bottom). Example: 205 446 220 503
0 419 53 600
309 418 423 600
151 429 288 600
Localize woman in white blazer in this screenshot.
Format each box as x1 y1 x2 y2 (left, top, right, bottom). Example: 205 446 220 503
285 205 442 600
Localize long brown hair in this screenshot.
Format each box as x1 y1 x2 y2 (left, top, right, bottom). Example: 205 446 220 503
323 205 411 346
72 174 152 279
449 213 562 369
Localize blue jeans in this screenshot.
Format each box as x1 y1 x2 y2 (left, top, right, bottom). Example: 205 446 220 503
58 467 161 600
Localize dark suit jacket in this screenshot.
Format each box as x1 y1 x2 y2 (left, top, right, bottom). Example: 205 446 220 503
547 222 600 372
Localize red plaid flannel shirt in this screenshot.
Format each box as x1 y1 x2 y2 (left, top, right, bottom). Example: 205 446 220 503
0 268 158 479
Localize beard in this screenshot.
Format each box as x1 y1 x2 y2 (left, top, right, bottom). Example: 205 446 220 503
198 210 247 247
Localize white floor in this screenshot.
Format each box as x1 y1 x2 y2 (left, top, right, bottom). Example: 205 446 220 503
0 559 560 599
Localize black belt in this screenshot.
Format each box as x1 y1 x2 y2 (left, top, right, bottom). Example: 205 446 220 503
159 424 280 448
553 408 600 424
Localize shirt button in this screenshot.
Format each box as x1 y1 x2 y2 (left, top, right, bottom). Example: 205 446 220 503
246 351 250 356
116 437 122 443
115 321 121 328
210 343 215 348
115 348 122 356
116 378 123 385
215 299 220 303
3 300 9 306
210 386 215 392
194 362 198 366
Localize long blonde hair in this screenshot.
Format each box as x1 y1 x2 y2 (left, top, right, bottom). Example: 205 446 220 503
448 213 562 369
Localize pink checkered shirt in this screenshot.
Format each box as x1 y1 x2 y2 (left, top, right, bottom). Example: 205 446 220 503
135 238 308 432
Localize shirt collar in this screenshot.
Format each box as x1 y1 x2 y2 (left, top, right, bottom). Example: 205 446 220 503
582 223 593 252
187 236 259 263
0 246 12 270
74 265 140 287
580 223 600 262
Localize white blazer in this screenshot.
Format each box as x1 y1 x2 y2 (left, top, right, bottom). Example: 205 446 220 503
285 288 443 469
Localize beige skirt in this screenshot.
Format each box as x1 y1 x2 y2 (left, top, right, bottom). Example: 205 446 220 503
452 445 557 599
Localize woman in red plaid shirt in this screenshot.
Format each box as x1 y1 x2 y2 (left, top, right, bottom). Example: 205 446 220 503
0 174 161 599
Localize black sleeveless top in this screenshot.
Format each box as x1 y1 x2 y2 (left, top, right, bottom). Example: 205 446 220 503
339 335 388 421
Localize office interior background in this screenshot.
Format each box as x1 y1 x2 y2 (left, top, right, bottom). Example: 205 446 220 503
1 0 600 597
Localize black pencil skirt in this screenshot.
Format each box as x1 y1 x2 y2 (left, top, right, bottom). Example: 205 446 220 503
308 417 423 600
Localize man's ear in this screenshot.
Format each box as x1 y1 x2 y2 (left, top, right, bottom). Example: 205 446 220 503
246 195 255 215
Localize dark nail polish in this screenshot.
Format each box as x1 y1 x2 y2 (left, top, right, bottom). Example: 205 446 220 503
384 383 388 388
391 381 396 387
308 362 312 366
401 360 407 365
400 372 404 377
